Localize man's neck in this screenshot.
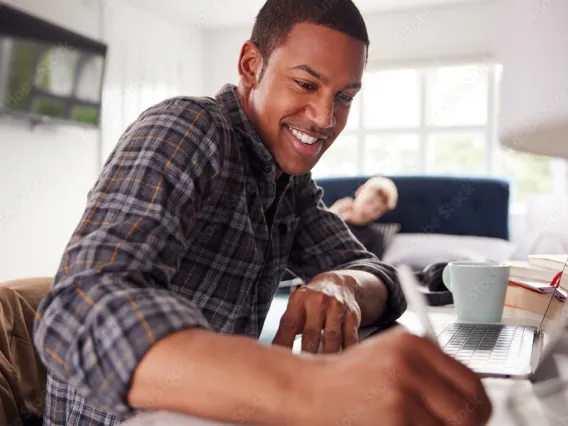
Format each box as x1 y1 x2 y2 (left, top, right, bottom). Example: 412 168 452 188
237 84 285 182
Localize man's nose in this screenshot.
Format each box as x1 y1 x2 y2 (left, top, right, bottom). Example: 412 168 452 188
306 95 336 129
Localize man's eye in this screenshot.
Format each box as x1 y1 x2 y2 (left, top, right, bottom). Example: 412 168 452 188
295 80 316 91
337 93 354 104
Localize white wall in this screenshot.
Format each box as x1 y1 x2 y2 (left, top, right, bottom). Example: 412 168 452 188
101 1 205 161
203 26 248 97
364 0 496 66
0 0 203 282
202 0 497 96
0 0 103 282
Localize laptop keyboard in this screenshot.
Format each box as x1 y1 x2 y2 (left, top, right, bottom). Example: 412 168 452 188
437 323 534 374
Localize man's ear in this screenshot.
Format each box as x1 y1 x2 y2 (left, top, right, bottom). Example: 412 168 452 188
238 41 264 89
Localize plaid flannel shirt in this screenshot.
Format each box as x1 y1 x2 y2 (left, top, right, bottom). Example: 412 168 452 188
33 84 407 425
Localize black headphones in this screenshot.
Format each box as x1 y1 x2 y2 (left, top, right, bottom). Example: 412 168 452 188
415 262 450 293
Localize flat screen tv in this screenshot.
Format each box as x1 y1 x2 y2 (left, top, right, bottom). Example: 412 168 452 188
0 3 107 126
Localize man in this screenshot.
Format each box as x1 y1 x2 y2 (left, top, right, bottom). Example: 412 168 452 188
33 0 492 425
330 176 399 227
329 176 399 259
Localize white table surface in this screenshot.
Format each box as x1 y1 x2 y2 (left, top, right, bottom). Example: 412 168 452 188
121 305 568 426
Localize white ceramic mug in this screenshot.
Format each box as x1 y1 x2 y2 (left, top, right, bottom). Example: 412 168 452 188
443 261 510 323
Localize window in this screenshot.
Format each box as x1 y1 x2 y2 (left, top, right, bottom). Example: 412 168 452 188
314 61 566 208
427 133 486 175
76 56 105 103
426 65 488 127
363 69 420 129
499 149 559 205
363 134 421 175
311 136 358 178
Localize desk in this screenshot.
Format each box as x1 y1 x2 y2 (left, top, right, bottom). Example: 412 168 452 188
121 306 568 426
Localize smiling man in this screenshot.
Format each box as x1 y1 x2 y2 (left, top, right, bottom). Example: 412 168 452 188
34 1 492 425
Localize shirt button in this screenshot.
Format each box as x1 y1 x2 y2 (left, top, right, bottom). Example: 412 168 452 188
264 164 272 173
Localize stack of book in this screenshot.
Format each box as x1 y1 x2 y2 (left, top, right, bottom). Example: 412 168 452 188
505 254 568 319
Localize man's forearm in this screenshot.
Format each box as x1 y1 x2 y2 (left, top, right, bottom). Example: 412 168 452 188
128 328 316 425
332 270 388 326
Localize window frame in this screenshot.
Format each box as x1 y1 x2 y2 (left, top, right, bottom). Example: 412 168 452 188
314 57 567 212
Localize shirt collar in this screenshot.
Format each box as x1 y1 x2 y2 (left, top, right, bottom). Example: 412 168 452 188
216 84 277 177
216 84 292 211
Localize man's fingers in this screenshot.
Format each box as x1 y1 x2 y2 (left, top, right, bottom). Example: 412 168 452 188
342 308 359 350
274 285 362 355
409 337 492 425
301 298 327 353
409 359 481 426
272 305 305 349
405 391 445 426
432 353 491 421
322 300 343 354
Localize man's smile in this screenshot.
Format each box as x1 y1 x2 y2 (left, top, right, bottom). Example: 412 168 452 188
284 124 325 157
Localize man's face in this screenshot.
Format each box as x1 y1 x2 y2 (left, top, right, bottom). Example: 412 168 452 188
241 23 367 176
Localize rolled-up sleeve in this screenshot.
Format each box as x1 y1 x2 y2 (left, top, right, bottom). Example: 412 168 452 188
287 174 407 324
33 99 220 416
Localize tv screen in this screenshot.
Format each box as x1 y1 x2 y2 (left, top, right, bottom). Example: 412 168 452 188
0 4 107 126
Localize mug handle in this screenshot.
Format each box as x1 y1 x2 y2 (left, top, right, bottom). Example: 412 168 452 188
442 265 452 292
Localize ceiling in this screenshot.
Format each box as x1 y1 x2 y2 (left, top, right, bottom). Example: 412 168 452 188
132 0 476 29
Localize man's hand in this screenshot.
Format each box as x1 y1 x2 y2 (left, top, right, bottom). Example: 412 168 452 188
272 274 361 354
304 328 493 426
328 178 398 226
328 196 355 221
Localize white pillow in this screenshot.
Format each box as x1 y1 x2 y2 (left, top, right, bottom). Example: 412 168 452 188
382 233 518 270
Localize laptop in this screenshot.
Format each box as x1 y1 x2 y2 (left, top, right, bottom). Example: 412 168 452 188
396 262 568 380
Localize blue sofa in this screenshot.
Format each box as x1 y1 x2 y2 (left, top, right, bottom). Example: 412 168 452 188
315 175 511 240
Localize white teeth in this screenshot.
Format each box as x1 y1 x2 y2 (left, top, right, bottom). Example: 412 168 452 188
289 127 319 145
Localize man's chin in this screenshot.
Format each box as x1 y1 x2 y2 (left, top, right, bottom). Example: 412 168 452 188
275 156 317 176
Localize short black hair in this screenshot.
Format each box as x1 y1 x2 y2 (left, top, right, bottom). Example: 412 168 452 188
251 0 369 78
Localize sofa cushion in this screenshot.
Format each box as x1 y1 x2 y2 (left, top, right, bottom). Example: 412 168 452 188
382 234 517 270
348 223 401 259
0 277 52 425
